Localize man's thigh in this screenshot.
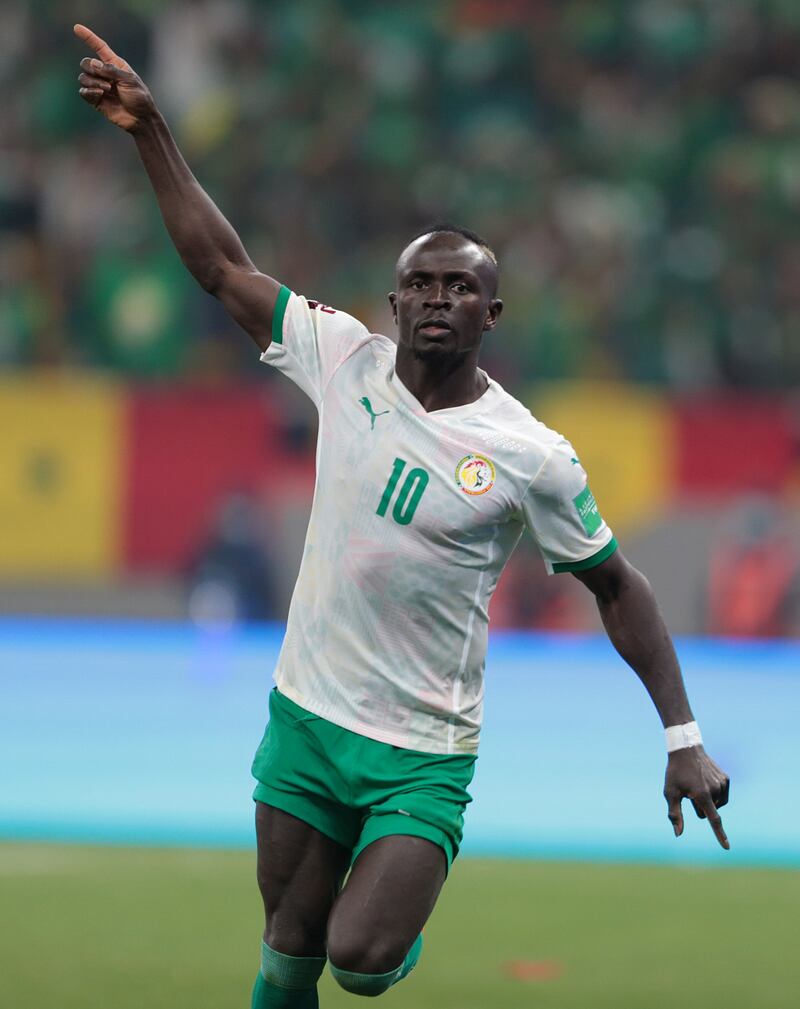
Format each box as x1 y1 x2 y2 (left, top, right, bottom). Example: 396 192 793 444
325 834 448 973
255 801 350 956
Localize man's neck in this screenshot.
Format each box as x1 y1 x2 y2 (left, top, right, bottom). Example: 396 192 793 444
394 345 488 413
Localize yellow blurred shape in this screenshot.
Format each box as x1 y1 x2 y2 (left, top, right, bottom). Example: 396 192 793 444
531 381 674 534
0 376 123 576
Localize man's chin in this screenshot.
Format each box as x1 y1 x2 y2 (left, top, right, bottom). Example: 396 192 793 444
412 342 452 361
411 334 459 362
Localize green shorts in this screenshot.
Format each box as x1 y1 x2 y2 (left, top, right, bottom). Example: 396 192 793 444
251 688 476 869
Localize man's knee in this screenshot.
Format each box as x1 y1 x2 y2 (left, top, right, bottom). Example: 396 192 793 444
327 930 416 996
327 935 405 977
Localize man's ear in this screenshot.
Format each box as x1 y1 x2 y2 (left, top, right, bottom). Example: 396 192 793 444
483 298 503 332
388 292 398 324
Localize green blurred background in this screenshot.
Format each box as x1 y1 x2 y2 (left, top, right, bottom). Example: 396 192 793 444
5 0 800 387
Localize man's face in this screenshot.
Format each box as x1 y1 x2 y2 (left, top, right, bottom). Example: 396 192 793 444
389 233 502 361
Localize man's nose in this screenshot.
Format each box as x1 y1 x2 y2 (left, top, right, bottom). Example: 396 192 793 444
423 284 450 308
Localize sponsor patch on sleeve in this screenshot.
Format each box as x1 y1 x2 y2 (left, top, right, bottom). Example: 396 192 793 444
573 484 603 537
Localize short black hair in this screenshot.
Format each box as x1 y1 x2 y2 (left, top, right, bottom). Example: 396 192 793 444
401 222 500 297
404 221 498 268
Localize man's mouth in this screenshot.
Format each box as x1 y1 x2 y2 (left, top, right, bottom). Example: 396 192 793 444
418 318 452 338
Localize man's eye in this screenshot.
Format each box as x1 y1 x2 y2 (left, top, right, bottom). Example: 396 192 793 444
410 280 425 289
452 284 469 293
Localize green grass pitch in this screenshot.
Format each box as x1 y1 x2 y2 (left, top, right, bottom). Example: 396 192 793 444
1 843 797 1008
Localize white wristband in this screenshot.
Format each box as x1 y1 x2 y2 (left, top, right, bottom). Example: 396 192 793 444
665 721 702 753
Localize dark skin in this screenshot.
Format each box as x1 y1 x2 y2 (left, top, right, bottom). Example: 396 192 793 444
256 803 446 971
76 25 729 972
389 233 503 411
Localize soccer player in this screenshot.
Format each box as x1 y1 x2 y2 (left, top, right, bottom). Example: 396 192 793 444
75 24 731 1008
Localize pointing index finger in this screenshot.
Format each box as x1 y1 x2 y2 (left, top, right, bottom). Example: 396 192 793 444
702 796 730 850
73 24 130 70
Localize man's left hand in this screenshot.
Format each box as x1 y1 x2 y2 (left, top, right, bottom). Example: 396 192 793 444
664 747 730 849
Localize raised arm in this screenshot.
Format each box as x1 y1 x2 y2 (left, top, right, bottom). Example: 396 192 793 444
74 23 279 351
573 549 731 849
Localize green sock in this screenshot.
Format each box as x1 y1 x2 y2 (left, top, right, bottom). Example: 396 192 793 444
251 941 326 1009
250 972 318 1009
398 933 423 981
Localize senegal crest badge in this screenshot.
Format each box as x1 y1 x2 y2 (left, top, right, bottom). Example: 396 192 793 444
455 454 496 496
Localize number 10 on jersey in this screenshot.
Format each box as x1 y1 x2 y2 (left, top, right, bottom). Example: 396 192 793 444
376 457 429 525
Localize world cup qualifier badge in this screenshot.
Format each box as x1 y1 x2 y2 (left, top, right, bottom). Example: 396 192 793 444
455 454 496 495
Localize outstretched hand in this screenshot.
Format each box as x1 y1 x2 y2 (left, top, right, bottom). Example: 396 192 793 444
74 23 155 131
664 746 730 849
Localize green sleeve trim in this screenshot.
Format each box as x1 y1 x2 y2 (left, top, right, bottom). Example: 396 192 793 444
552 536 618 573
271 285 291 346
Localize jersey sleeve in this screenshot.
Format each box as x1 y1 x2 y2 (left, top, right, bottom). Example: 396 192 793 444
521 437 617 574
260 286 373 407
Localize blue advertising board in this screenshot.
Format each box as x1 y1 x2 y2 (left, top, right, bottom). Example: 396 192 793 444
1 619 797 865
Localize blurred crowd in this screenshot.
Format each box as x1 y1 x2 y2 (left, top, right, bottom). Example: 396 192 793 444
3 0 800 393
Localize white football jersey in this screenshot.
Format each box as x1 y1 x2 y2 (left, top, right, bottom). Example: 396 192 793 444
261 288 616 754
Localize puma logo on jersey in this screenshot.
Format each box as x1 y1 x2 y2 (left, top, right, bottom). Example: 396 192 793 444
359 396 390 430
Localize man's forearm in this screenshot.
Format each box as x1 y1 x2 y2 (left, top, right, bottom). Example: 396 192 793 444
595 565 693 728
575 551 729 847
131 112 253 292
